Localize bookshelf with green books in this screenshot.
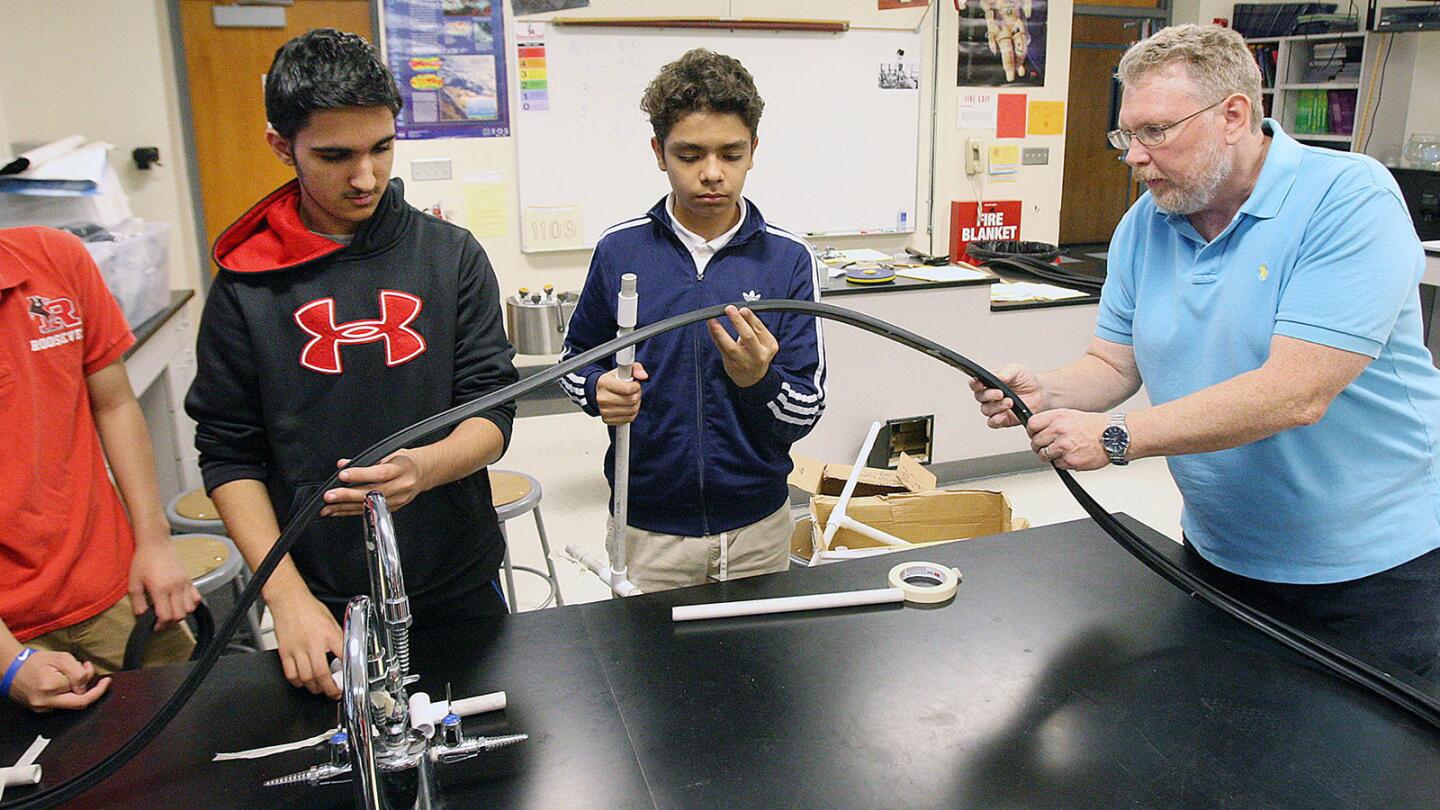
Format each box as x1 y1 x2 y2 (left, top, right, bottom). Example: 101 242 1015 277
1242 30 1373 152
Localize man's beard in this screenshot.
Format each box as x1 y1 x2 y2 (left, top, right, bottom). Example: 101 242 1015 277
1140 137 1234 216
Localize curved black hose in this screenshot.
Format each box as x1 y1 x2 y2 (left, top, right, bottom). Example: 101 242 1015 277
982 255 1105 294
6 299 1438 808
122 604 216 672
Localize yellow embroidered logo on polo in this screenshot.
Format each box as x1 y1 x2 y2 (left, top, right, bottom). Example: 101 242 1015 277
1258 263 1269 281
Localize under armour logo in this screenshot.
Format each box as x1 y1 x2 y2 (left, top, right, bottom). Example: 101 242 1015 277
742 289 761 302
293 290 427 375
28 295 82 335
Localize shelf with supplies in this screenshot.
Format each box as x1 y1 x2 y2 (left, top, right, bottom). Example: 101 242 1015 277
1243 29 1372 152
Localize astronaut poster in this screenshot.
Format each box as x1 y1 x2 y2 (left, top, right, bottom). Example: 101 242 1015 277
956 0 1047 87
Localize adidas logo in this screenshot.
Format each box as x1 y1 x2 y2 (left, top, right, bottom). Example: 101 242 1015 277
742 289 761 302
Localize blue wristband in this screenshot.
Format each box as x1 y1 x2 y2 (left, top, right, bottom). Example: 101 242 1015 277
2 647 37 699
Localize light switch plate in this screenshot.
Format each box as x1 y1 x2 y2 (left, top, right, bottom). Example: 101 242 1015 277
411 158 453 182
1021 147 1049 165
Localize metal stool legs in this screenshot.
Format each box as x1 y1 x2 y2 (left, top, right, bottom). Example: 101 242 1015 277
493 470 563 613
229 573 267 651
531 507 563 607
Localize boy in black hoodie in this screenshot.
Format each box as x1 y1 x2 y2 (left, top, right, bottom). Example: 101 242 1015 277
185 29 518 699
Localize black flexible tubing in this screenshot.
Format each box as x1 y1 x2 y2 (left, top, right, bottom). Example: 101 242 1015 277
982 255 1105 293
6 298 1438 808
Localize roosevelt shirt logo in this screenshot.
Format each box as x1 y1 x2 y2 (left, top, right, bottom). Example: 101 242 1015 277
293 290 427 374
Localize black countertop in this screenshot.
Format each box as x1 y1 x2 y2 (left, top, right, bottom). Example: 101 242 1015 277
5 515 1438 808
122 290 193 359
818 248 1107 313
818 269 994 298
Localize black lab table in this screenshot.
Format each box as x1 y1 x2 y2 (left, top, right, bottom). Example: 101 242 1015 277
5 516 1438 809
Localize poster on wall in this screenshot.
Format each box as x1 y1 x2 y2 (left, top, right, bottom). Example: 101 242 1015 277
384 0 510 140
514 0 590 14
956 0 1046 87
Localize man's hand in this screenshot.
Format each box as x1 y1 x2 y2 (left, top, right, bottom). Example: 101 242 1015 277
1025 408 1111 470
323 453 426 517
596 362 649 425
128 534 202 631
707 306 778 388
269 590 344 699
6 650 110 712
969 364 1048 429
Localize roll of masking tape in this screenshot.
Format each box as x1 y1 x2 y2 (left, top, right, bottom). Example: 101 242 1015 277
888 561 962 603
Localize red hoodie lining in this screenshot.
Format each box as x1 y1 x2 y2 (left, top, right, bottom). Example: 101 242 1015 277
213 180 348 273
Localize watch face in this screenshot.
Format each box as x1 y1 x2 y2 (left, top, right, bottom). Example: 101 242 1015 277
1102 425 1128 452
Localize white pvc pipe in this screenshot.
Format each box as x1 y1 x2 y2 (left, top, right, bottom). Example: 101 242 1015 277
409 692 438 738
409 690 508 737
836 514 914 547
672 587 904 622
1 765 41 788
815 547 896 562
609 273 639 588
565 543 642 597
450 690 507 717
817 420 885 558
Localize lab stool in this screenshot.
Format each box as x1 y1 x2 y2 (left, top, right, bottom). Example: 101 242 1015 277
171 533 266 652
166 488 226 536
490 470 563 613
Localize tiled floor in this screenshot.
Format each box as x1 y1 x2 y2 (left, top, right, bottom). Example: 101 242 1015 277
497 410 1185 611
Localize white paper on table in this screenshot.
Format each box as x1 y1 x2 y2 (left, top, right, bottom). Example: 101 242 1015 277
833 248 894 263
213 728 337 761
990 281 1091 302
1422 239 1440 254
895 265 989 283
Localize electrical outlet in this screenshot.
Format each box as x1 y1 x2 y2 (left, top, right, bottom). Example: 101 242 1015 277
410 158 453 182
1022 147 1050 165
965 138 984 175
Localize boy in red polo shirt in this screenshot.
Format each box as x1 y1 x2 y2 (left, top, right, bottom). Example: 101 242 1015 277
0 226 199 712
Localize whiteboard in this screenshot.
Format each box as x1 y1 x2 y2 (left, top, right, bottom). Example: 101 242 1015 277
514 24 923 251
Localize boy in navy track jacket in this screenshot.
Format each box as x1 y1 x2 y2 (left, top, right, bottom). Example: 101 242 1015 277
185 30 518 700
560 49 827 593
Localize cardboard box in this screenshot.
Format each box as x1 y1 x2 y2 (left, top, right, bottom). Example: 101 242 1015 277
788 452 1027 563
788 452 936 498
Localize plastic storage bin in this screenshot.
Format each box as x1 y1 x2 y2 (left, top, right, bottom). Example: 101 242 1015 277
84 220 171 328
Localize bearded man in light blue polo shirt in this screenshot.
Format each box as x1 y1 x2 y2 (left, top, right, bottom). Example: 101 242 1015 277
971 24 1440 678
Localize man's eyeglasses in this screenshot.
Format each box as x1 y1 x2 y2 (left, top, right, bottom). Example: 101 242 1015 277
1107 99 1224 151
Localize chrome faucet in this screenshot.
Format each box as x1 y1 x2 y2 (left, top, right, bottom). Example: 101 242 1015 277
263 492 527 808
363 493 413 680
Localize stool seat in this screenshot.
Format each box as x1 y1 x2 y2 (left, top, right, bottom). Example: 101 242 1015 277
488 469 562 612
166 488 226 535
491 470 541 516
170 534 237 592
170 533 264 651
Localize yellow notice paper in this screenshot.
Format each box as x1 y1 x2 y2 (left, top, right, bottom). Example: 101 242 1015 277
1027 101 1065 135
464 173 509 238
988 144 1020 179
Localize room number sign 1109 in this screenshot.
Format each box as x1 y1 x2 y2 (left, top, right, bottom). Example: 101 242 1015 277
522 206 584 251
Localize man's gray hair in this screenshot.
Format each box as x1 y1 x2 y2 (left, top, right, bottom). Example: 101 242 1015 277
1116 24 1264 130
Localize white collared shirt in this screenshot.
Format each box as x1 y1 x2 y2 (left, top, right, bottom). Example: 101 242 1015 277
665 194 746 280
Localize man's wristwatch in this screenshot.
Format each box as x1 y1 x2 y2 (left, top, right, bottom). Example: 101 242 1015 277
1101 413 1130 466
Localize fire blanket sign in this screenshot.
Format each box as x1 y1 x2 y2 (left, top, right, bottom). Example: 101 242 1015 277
950 200 1022 263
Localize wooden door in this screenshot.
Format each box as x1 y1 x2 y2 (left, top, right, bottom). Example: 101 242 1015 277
1059 15 1140 246
178 1 375 270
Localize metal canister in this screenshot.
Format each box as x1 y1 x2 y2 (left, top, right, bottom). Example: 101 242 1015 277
504 289 579 355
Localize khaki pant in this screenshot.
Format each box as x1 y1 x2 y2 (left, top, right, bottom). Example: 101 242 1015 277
607 504 794 593
27 595 195 675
